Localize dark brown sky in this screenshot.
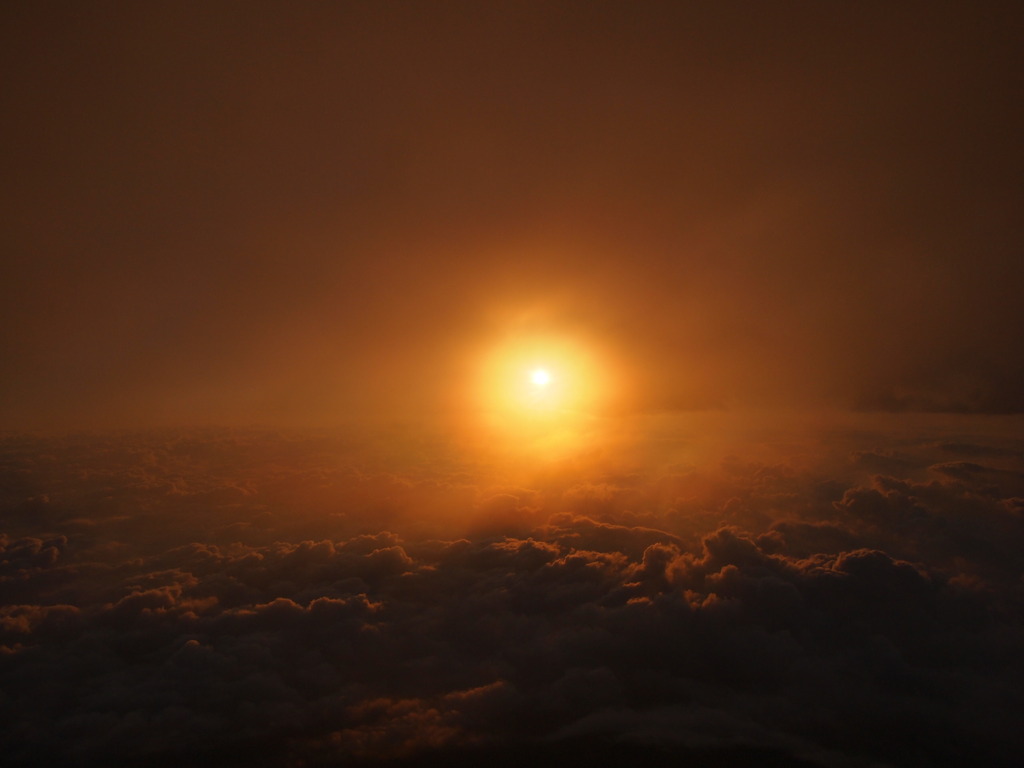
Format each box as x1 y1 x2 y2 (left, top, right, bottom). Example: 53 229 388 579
3 1 1022 428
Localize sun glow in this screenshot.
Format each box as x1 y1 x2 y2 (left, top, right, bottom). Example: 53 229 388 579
530 368 551 387
467 332 619 459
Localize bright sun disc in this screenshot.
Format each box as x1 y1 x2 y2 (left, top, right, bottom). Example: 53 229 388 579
530 368 551 387
472 332 615 420
465 330 621 460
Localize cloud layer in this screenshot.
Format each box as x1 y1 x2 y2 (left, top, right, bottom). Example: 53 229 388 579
1 421 1022 766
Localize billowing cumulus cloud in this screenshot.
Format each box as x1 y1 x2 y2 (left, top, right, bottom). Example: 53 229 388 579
3 4 1020 763
1 421 1022 766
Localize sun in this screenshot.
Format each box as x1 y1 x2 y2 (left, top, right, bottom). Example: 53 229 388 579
459 329 623 461
471 332 615 420
530 368 551 387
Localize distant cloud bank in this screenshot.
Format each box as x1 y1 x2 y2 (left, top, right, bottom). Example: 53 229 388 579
1 422 1022 766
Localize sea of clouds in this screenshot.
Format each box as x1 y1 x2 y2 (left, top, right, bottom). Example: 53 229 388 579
1 417 1022 767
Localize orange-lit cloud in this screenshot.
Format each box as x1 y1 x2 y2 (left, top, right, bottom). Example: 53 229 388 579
2 421 1023 765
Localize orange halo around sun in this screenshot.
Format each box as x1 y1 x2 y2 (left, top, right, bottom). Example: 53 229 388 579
469 332 617 438
451 327 627 461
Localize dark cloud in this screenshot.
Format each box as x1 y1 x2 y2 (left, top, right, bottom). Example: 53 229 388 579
1 424 1023 766
849 450 919 475
938 442 1023 459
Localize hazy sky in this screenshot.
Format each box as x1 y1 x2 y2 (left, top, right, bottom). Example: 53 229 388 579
3 1 1022 428
3 8 1024 761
